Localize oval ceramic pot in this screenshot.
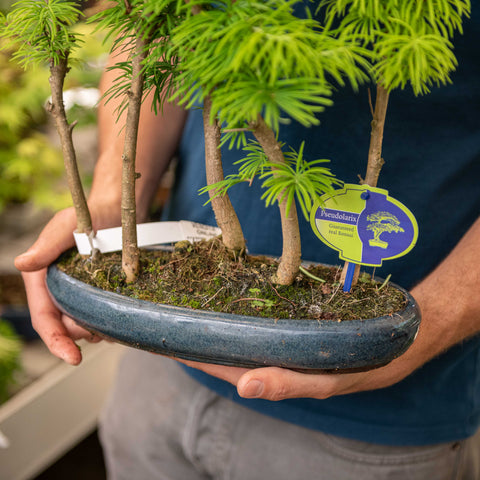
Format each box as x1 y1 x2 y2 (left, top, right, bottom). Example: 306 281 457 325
46 263 420 372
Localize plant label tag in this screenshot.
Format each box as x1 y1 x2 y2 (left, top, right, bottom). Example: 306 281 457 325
310 184 418 267
73 221 221 255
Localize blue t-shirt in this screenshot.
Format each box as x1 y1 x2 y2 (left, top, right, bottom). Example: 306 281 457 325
162 5 480 445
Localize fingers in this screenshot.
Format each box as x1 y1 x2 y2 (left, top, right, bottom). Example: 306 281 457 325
177 359 356 401
178 359 348 401
61 315 102 343
176 355 416 400
15 208 77 272
22 269 84 365
236 367 344 401
176 359 250 384
235 358 415 401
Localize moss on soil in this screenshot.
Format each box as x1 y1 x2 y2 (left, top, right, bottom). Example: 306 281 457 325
57 237 406 321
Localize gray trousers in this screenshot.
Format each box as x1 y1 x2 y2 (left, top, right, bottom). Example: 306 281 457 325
99 350 480 480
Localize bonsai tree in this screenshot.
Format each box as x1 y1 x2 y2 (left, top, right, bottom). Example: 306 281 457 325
2 0 183 282
319 0 470 285
324 0 469 185
2 0 364 286
0 0 471 373
2 0 470 291
90 0 184 281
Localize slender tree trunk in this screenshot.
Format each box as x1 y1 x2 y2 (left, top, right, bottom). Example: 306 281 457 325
191 2 245 252
364 83 389 187
121 36 146 282
48 55 92 235
188 1 244 250
203 96 245 252
343 83 390 288
251 115 301 285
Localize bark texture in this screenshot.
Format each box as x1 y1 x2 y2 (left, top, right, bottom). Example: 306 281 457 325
121 37 146 282
364 83 390 187
48 55 92 234
251 115 301 285
203 96 245 252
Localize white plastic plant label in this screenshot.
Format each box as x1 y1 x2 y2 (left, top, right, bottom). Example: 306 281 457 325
73 221 222 255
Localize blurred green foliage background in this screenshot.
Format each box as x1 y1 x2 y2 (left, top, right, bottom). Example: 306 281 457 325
0 1 110 214
0 0 110 401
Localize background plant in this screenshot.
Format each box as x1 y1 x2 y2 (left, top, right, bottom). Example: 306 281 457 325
0 45 65 214
1 0 93 237
0 20 109 215
0 319 22 404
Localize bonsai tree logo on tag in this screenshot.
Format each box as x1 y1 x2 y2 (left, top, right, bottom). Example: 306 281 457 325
310 184 418 267
366 211 404 249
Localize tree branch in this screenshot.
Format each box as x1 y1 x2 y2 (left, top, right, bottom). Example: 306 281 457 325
364 83 389 187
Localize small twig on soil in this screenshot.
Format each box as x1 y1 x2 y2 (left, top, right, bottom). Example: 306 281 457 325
107 265 114 284
92 269 103 278
202 286 225 307
157 256 188 271
269 281 297 307
325 282 342 305
348 297 370 304
208 238 218 256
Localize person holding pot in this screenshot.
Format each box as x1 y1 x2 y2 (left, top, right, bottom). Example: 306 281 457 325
15 6 480 480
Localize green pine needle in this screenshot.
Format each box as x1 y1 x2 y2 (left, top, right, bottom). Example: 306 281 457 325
1 0 83 68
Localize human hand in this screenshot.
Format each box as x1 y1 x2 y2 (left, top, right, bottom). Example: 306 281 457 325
177 349 420 401
15 207 108 365
177 283 441 400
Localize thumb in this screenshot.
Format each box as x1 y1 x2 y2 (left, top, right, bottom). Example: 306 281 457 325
15 208 77 272
236 367 337 401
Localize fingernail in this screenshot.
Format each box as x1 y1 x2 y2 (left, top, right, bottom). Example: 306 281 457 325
241 379 264 398
61 349 81 366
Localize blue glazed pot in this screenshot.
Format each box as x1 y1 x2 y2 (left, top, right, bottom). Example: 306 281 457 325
46 263 420 372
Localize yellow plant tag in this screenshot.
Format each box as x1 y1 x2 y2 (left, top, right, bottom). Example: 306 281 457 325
310 184 418 267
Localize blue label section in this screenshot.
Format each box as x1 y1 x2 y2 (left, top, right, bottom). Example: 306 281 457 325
315 208 360 226
358 191 416 266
